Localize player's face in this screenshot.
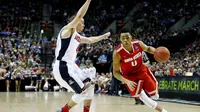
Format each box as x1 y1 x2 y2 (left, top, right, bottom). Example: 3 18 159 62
77 18 85 32
120 33 132 47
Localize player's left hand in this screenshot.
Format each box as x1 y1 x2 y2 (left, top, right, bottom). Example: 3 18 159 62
123 78 137 91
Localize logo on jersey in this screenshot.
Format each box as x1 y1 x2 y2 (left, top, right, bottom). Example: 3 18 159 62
124 52 142 63
75 35 81 42
68 79 74 85
133 52 141 59
134 45 139 50
131 60 137 66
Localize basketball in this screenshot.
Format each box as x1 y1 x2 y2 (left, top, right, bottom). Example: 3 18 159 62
154 47 170 62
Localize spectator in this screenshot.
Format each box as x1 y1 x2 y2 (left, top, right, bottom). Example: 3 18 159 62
193 68 200 77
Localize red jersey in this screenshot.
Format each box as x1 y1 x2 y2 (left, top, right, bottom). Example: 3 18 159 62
116 40 143 75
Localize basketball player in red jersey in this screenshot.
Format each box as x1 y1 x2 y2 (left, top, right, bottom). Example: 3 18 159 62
113 29 167 112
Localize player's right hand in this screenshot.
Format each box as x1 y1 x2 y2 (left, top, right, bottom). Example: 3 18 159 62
102 32 111 40
123 78 137 91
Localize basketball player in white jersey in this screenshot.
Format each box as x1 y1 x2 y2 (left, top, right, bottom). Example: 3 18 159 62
53 0 110 112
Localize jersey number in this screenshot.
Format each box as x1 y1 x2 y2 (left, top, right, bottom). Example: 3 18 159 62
131 60 137 66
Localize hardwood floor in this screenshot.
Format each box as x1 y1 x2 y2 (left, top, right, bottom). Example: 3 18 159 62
0 92 199 112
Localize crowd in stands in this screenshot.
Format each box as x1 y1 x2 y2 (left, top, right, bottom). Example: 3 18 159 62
0 0 41 38
52 0 137 36
132 0 200 46
152 38 200 77
0 36 46 91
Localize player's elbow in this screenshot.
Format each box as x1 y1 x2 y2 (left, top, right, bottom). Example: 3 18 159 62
113 72 117 77
147 46 156 54
113 70 119 77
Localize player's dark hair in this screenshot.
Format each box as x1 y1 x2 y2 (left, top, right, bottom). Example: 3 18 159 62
120 28 131 34
120 28 134 38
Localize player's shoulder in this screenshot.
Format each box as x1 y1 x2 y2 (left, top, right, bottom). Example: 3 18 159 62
115 44 123 52
131 39 141 44
60 25 76 39
115 44 121 49
62 24 73 30
132 39 144 48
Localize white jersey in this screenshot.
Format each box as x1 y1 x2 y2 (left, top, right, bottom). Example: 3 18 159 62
55 28 82 63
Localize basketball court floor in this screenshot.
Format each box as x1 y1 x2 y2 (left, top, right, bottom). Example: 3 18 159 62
0 92 199 112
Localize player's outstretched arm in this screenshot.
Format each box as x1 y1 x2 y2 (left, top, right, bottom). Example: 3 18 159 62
139 41 156 54
80 32 110 44
61 0 92 38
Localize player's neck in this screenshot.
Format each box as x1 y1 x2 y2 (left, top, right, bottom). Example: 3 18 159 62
123 45 133 53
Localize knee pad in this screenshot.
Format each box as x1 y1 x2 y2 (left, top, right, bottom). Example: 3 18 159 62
72 93 87 104
72 85 94 103
151 94 159 100
139 90 157 109
85 85 95 100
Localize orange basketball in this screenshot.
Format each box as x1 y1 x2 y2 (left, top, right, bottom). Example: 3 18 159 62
154 47 170 62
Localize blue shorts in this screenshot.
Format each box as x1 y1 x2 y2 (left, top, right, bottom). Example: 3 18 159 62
36 75 42 80
5 76 11 80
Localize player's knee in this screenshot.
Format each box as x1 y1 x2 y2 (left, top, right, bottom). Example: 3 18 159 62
85 86 95 99
151 94 159 100
72 94 86 103
85 93 93 99
72 86 94 103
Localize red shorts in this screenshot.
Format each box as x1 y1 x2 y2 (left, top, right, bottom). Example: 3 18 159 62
123 64 158 97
